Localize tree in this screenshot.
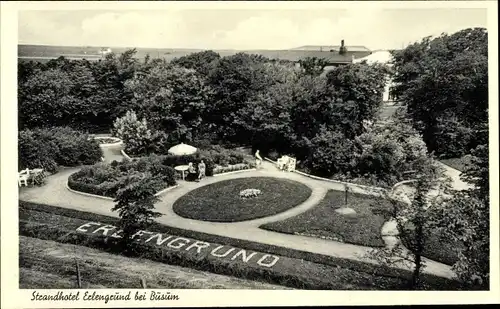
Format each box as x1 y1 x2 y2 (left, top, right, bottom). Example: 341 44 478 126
391 28 488 157
112 174 162 251
307 126 358 177
171 50 221 76
124 64 210 143
205 53 271 141
112 111 167 156
432 140 489 288
299 57 328 76
370 156 449 289
325 62 390 133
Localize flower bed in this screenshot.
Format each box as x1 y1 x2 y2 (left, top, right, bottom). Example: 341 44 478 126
173 177 312 222
68 156 176 198
213 163 255 175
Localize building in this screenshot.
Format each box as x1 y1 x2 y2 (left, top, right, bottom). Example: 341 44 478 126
247 40 373 66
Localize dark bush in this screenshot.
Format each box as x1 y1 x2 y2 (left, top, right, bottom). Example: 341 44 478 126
68 158 177 198
18 127 102 173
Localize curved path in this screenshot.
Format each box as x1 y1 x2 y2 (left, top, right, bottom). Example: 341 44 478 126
19 144 457 280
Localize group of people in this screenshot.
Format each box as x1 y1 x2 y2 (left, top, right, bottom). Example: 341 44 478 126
186 160 206 182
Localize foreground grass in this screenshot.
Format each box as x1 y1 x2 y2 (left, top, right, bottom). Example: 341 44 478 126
173 177 312 222
261 190 393 247
20 236 291 289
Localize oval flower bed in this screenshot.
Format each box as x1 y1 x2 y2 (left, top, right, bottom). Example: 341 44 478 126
68 157 177 198
173 177 312 222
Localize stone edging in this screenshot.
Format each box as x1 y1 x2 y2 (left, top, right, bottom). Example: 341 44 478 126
213 168 257 177
120 149 132 161
66 179 179 200
65 180 114 201
93 136 123 148
154 185 180 196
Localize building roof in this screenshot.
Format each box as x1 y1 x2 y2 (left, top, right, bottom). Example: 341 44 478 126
291 45 371 52
243 49 372 64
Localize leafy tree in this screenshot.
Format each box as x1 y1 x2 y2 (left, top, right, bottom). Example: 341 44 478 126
205 53 271 141
124 64 210 143
112 111 167 156
370 156 449 289
307 126 358 176
391 28 488 156
299 57 329 76
432 140 489 288
325 62 390 133
234 63 300 151
171 50 221 76
112 173 162 250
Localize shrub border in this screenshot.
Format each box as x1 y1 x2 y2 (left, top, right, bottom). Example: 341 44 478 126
66 176 179 200
213 168 256 177
18 201 463 290
121 148 255 176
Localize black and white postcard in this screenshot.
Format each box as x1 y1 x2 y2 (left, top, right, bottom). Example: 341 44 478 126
1 1 498 307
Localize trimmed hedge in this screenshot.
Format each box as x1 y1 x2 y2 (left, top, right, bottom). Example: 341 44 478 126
19 201 465 290
68 157 176 198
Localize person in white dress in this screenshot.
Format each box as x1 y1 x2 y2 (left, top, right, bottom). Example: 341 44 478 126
255 150 262 168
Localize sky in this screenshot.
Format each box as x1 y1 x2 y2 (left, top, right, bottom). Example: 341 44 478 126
18 8 487 50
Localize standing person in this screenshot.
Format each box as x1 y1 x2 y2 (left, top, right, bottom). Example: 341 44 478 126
198 160 206 181
255 150 262 168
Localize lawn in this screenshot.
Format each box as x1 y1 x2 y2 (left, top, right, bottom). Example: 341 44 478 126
172 177 312 222
261 190 395 247
439 156 472 172
19 236 289 289
400 223 461 266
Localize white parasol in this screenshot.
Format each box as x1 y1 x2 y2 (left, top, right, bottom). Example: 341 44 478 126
167 142 198 156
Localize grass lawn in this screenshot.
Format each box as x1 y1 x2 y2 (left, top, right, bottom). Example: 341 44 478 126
19 236 289 289
401 224 461 266
261 190 394 247
439 156 471 172
173 177 312 222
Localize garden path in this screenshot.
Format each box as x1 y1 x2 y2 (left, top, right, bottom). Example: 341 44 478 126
18 148 457 280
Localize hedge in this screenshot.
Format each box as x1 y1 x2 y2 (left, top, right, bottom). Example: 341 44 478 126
67 158 177 198
18 127 103 173
19 201 465 290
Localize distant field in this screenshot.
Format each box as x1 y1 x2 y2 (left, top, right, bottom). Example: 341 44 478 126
18 44 239 62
